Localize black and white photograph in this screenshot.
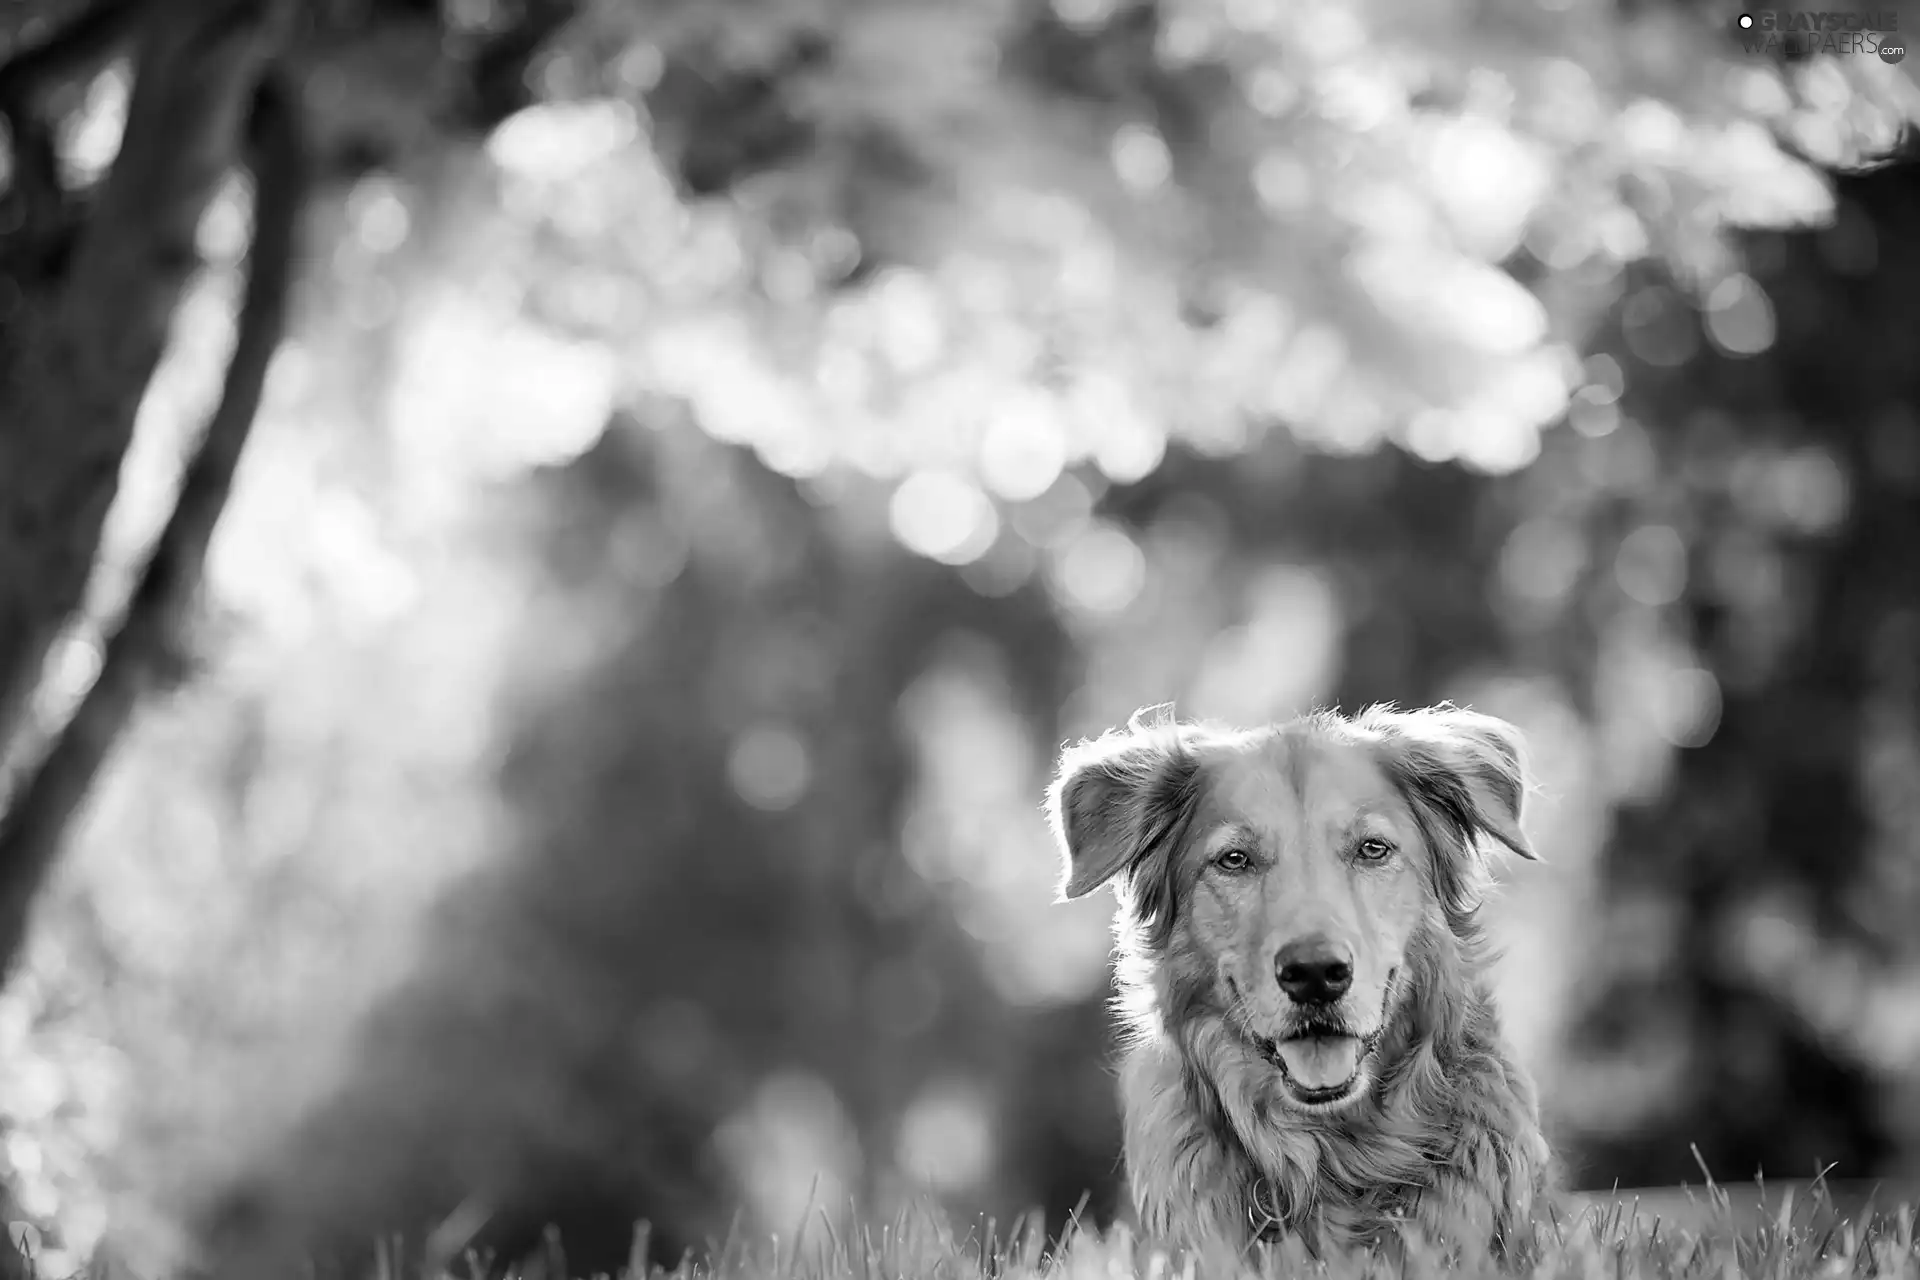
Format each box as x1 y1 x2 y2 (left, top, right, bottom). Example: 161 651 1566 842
0 2 1916 1278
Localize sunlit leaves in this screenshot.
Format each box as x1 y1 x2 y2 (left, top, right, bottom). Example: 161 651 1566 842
1348 244 1549 356
389 290 621 480
493 0 1920 587
485 97 641 182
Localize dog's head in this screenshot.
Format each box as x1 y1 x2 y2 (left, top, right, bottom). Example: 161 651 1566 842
1046 703 1536 1113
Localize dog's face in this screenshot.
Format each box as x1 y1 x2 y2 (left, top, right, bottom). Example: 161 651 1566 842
1185 731 1427 1108
1047 705 1536 1114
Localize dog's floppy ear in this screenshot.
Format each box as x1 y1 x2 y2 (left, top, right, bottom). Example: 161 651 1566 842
1366 703 1537 864
1045 705 1200 902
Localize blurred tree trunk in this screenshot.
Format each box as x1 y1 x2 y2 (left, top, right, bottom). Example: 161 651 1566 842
1569 145 1920 1187
0 0 293 980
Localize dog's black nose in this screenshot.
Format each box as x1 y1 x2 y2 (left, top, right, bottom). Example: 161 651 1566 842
1275 937 1353 1005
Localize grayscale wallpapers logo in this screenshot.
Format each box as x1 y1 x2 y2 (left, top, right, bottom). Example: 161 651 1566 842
1736 10 1906 61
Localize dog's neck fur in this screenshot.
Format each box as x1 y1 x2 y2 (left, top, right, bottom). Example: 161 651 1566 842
1115 905 1552 1258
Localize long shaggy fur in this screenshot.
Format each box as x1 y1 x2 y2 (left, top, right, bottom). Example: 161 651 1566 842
1046 704 1555 1263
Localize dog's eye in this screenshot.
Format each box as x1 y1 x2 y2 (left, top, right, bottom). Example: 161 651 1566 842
1355 838 1395 863
1214 848 1253 873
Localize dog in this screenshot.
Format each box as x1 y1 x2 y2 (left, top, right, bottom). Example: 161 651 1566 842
1045 703 1553 1261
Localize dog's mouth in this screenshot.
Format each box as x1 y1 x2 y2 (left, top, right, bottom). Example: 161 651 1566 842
1248 969 1398 1108
1254 1029 1381 1105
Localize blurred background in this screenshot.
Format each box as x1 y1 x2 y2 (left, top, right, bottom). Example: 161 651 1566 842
2 0 1920 1275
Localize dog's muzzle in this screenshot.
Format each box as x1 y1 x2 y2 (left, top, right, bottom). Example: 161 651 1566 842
1251 969 1397 1106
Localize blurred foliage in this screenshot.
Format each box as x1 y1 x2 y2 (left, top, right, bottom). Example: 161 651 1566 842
1 0 1918 1276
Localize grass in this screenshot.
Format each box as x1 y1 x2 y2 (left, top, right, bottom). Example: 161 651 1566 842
391 1178 1920 1280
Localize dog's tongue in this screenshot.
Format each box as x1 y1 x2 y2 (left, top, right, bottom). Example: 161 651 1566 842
1275 1035 1361 1090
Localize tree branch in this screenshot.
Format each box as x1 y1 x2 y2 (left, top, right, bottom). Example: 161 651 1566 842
0 59 307 982
0 0 289 747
